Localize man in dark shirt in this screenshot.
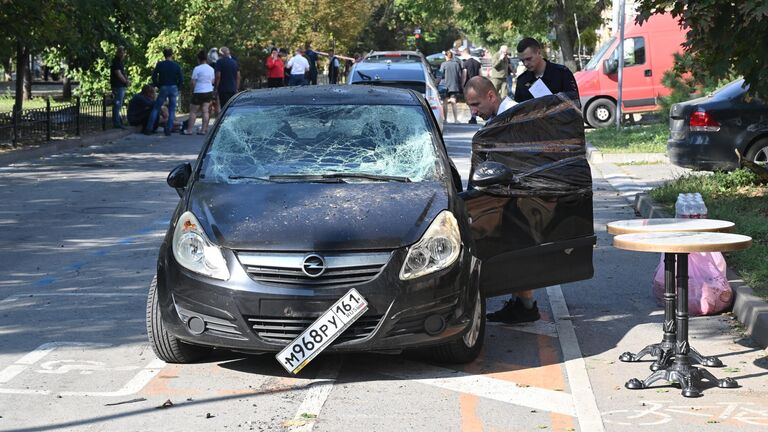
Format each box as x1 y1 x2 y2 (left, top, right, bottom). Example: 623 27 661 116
460 48 482 124
110 46 129 129
145 47 183 135
304 42 319 85
513 37 579 104
128 85 168 131
215 46 240 107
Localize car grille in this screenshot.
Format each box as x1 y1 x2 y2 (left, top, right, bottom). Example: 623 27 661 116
245 315 382 344
236 251 392 287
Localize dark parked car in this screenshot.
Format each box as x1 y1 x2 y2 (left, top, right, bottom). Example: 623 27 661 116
348 61 444 131
147 86 595 366
668 79 768 170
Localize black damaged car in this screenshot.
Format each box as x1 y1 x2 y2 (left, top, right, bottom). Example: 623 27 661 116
147 86 595 366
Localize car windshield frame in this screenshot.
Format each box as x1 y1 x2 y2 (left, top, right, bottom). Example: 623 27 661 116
198 103 446 184
584 37 616 71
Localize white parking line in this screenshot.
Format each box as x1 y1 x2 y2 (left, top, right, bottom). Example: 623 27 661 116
547 284 606 432
288 360 342 431
375 360 577 417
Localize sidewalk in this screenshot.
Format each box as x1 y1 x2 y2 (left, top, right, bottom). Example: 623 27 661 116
590 156 768 350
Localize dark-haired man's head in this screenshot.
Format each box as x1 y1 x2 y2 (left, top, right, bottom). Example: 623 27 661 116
197 50 207 63
162 48 173 58
516 37 545 75
141 84 155 98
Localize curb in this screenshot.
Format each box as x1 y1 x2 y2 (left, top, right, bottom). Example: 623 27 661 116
0 128 132 166
633 192 768 349
586 142 669 164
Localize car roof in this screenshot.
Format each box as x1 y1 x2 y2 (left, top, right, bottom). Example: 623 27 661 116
367 50 426 60
229 85 423 106
350 62 427 83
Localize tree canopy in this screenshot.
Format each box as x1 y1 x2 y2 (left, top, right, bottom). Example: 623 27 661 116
636 0 768 96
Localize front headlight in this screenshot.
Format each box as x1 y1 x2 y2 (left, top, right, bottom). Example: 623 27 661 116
172 211 230 280
399 210 461 280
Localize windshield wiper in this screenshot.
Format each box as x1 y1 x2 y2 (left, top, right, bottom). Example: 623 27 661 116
268 174 346 183
227 175 278 183
356 71 373 81
321 173 411 182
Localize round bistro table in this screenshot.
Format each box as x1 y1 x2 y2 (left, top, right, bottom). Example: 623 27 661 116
607 218 735 370
613 231 751 398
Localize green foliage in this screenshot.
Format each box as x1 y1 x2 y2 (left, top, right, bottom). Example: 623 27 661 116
586 123 668 153
657 52 738 119
637 0 768 98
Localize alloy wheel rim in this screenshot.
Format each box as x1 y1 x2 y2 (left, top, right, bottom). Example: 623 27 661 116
463 290 482 347
755 147 768 166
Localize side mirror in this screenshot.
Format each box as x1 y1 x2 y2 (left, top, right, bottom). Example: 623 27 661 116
471 161 516 187
167 163 192 197
603 58 618 75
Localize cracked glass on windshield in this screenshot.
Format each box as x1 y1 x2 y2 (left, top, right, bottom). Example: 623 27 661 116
200 104 442 183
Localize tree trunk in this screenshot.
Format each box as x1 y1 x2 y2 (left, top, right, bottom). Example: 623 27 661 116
62 60 72 100
552 0 577 72
63 76 72 100
24 52 33 100
14 42 28 113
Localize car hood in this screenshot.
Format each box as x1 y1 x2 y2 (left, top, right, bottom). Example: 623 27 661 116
187 181 448 251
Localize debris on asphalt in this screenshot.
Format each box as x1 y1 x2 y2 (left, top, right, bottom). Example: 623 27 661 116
105 398 147 406
156 399 174 409
205 413 215 419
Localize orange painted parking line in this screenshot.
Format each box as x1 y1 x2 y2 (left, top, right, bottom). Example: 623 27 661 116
460 393 482 432
140 364 203 397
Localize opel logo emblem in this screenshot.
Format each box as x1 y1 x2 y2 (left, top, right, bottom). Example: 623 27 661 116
302 254 326 278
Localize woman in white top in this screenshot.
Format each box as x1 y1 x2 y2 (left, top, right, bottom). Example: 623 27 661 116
183 50 216 135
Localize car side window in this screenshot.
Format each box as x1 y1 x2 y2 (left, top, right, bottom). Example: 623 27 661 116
610 37 645 67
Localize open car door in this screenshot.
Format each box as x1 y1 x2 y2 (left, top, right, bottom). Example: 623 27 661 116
460 94 595 298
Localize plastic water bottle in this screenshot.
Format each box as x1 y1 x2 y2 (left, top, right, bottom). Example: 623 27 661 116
695 193 708 218
675 193 686 218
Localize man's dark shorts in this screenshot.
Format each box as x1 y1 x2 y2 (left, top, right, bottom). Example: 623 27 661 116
191 91 215 106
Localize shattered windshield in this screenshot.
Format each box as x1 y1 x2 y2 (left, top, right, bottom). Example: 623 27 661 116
200 104 443 183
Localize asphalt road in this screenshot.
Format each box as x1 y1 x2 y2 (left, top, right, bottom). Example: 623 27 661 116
0 123 766 431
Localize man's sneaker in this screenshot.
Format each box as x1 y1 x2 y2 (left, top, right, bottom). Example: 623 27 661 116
468 118 477 124
486 298 540 324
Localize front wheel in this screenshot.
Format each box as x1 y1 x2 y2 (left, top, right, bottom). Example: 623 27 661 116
146 275 211 363
432 287 485 364
586 98 616 128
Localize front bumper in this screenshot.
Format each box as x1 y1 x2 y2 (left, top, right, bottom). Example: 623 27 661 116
156 244 479 354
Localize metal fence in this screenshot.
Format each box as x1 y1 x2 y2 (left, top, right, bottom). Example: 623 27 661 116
0 96 123 147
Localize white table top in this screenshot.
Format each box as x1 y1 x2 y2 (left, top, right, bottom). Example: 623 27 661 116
607 218 734 235
613 231 752 253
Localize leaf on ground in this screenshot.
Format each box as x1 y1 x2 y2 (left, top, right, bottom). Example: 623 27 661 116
723 367 741 373
655 389 670 393
300 413 317 419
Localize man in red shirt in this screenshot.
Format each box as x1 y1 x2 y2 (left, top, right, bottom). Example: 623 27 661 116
266 48 285 88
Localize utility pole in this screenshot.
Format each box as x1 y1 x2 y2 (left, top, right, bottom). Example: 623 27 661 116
616 0 625 129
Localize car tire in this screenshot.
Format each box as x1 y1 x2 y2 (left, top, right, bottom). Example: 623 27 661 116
432 287 485 364
586 98 616 128
146 275 211 363
746 138 768 166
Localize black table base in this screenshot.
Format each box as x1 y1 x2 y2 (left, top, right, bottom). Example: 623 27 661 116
624 253 738 397
619 252 723 371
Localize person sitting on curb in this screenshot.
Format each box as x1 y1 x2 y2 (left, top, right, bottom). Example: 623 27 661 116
127 85 168 133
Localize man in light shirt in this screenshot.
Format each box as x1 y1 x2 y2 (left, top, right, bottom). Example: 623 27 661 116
463 76 515 123
286 48 310 86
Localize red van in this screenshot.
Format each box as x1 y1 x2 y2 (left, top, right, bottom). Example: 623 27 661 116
574 14 685 127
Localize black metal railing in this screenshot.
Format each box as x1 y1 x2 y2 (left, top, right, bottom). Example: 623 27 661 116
0 95 125 147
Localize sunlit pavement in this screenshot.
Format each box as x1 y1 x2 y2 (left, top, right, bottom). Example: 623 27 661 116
0 123 766 431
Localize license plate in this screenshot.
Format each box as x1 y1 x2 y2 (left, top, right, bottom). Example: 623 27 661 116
276 288 368 374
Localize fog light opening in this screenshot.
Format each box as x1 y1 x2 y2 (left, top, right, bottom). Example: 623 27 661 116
424 315 446 336
187 316 206 335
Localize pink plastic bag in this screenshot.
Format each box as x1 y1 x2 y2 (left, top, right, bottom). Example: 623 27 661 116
652 252 733 316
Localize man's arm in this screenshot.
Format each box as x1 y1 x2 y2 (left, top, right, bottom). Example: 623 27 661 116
235 70 241 91
151 64 159 87
214 71 221 90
